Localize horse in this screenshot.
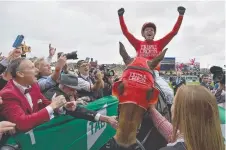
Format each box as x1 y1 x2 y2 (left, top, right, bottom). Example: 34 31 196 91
101 42 170 150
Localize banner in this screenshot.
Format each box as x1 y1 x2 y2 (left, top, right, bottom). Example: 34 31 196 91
6 96 118 150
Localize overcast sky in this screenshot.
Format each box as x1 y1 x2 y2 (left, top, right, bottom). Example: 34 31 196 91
0 1 225 68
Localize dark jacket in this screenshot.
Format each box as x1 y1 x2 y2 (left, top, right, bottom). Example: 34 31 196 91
215 88 225 104
0 77 7 90
208 84 214 91
200 82 209 89
201 82 214 91
43 86 98 122
0 64 6 75
171 77 186 94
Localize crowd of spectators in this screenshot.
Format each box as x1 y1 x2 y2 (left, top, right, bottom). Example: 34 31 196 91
0 42 224 150
0 45 118 148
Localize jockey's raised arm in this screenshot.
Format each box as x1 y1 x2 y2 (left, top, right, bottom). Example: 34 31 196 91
118 6 185 62
157 7 185 50
118 8 141 50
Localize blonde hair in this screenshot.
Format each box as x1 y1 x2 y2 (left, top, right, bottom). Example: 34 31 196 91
34 57 45 78
172 85 224 150
34 57 45 69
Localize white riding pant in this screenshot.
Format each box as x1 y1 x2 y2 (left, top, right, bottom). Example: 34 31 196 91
154 70 174 104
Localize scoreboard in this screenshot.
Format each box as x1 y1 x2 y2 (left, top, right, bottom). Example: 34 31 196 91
160 57 176 71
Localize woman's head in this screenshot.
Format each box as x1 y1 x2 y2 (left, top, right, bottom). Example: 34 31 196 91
171 85 224 150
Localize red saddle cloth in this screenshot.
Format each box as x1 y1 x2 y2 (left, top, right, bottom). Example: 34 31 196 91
112 57 160 110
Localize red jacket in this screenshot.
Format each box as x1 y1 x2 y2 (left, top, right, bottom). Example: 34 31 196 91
119 15 183 70
0 80 51 132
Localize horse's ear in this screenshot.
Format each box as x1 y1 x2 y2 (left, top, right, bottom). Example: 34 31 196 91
119 42 126 55
119 42 132 65
148 48 168 70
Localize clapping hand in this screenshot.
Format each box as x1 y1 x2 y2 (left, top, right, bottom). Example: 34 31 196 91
107 116 118 129
0 121 16 134
64 101 77 111
50 95 67 110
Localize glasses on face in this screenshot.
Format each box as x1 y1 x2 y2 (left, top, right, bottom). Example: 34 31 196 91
80 63 89 68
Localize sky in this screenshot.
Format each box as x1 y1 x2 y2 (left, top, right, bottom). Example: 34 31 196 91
0 1 225 68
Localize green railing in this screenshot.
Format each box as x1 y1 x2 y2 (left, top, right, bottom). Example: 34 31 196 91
6 96 118 150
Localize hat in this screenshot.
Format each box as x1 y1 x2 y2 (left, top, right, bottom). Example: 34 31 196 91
210 66 223 74
59 74 78 89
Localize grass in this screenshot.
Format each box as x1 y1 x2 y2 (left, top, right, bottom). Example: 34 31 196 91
186 82 200 85
168 81 200 89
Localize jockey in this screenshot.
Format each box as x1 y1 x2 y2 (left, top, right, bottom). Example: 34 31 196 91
113 42 168 110
117 6 186 104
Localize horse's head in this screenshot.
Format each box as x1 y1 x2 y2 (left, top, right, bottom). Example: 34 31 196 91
114 42 167 148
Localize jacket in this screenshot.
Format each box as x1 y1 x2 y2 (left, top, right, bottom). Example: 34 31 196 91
43 86 98 122
0 80 51 132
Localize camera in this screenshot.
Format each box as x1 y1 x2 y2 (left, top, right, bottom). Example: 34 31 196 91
99 65 115 77
104 69 115 77
210 66 225 84
57 51 78 60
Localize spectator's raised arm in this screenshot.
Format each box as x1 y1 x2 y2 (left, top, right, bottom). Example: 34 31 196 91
35 56 66 92
0 48 22 74
46 43 56 63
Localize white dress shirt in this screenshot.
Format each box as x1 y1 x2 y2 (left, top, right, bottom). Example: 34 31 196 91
76 74 93 92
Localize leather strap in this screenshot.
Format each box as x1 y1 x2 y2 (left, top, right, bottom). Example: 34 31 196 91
125 66 155 78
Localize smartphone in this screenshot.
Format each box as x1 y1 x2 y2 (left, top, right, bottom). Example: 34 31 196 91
12 35 24 48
